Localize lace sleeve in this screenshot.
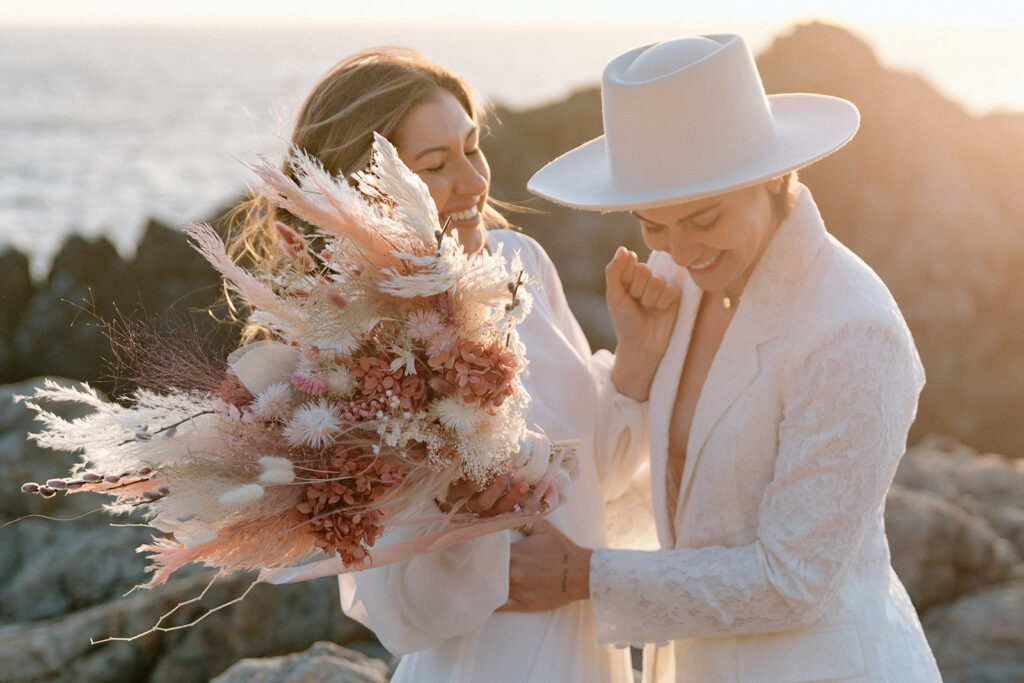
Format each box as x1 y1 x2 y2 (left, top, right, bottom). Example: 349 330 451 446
590 323 924 645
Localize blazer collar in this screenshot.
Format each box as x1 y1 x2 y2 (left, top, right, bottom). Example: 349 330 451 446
651 185 830 540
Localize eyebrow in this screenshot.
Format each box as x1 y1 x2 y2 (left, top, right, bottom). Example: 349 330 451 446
413 127 479 161
632 202 721 226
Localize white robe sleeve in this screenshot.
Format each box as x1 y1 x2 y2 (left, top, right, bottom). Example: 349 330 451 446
338 529 510 655
528 237 650 503
589 322 924 644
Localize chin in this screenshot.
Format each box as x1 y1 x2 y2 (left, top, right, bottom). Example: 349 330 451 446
454 224 486 254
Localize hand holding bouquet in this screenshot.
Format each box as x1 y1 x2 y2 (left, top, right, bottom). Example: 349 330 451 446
20 134 577 590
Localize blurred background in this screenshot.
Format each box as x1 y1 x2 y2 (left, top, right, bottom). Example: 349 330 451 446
1 2 1022 681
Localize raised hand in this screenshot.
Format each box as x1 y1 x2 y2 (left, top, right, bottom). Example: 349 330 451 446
605 246 680 400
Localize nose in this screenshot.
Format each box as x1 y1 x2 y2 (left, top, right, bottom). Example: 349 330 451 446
667 226 703 263
454 156 488 197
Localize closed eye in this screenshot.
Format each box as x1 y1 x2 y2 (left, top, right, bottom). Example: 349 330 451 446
690 214 718 231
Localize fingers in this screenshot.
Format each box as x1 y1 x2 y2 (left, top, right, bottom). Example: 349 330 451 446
639 273 665 307
444 476 477 504
467 473 511 514
605 246 638 303
485 481 530 517
655 279 681 309
627 263 652 299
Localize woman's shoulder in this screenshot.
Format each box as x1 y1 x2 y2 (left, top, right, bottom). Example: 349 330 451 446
791 238 919 366
799 234 901 322
488 229 551 268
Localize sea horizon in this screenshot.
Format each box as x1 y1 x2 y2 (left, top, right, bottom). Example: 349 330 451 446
2 21 1021 276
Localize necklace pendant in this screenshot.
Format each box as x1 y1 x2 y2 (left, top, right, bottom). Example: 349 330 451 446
722 296 733 309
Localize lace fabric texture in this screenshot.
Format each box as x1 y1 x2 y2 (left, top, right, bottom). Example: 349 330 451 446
587 187 939 681
591 323 921 644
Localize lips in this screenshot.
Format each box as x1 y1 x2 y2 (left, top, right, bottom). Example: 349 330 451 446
688 252 720 271
446 205 479 222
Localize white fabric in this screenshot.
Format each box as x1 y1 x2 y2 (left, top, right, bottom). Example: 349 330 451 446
590 186 942 682
338 229 648 682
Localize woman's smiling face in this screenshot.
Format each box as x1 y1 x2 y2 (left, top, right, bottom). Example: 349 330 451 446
632 180 782 298
394 90 491 255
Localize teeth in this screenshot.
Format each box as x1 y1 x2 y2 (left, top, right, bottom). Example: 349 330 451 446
689 253 719 270
449 205 479 221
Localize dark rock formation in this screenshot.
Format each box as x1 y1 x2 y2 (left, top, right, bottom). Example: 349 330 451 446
0 220 234 397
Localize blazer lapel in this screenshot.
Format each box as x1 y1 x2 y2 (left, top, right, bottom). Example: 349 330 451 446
671 186 829 533
648 270 701 548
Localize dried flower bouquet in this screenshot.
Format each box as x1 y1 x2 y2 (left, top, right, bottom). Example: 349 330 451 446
20 134 576 592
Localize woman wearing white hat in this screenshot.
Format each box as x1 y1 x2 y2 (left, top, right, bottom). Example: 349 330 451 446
504 34 941 681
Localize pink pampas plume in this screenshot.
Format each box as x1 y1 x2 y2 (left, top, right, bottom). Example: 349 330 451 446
186 223 302 326
250 154 401 270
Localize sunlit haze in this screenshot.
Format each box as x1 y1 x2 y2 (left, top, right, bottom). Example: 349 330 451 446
2 0 1022 27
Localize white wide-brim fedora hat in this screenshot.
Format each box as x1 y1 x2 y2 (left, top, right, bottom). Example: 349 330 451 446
528 34 860 211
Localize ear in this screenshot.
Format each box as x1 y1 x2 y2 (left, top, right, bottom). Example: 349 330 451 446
766 176 785 194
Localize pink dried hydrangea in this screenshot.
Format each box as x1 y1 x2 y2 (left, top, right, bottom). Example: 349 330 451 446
295 448 405 565
427 338 517 413
351 351 426 412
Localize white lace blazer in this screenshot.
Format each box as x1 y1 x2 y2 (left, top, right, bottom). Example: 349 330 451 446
590 186 942 682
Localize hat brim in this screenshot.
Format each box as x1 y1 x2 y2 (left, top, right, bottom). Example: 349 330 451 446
527 94 859 211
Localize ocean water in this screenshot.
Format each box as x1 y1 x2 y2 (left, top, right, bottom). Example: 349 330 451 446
1 22 1020 275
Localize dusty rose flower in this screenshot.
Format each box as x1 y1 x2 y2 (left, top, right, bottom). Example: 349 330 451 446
427 338 517 413
218 372 255 407
352 351 427 412
292 369 328 396
295 448 405 565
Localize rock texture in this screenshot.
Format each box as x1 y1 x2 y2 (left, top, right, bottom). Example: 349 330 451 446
922 579 1024 683
212 641 391 683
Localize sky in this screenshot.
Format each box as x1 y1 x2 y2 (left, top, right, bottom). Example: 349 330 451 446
2 0 1023 28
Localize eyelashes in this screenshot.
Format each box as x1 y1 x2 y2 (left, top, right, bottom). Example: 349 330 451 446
640 216 718 236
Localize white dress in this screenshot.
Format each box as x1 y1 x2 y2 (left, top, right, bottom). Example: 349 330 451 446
339 230 646 683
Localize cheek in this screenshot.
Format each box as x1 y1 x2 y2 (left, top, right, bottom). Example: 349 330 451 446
474 155 492 189
419 176 448 210
641 230 665 252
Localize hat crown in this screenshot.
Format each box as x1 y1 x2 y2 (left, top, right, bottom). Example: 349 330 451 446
526 33 860 210
623 37 721 82
602 34 777 194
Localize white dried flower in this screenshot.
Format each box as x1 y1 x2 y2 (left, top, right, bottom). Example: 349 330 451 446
251 382 295 421
324 366 356 397
283 399 341 448
259 468 296 485
433 396 483 434
258 456 295 484
257 456 293 470
218 484 265 506
407 309 445 341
